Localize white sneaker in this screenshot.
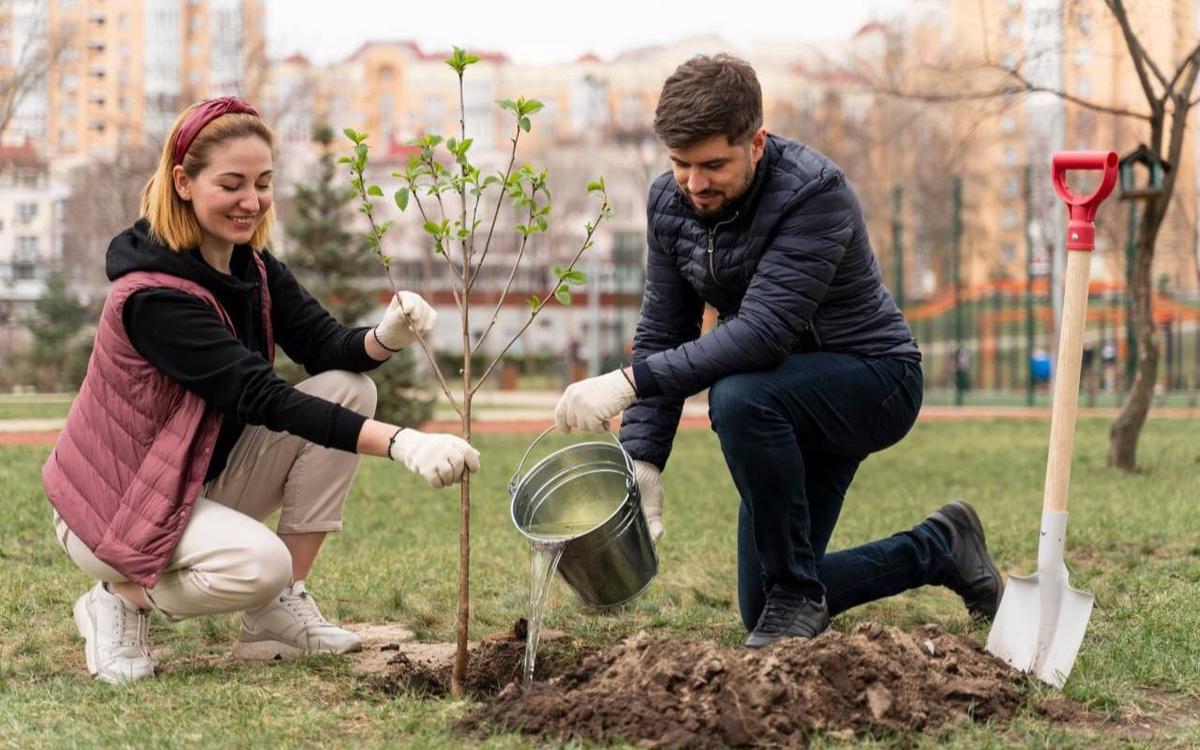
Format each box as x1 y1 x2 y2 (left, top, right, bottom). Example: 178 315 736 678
232 580 362 660
73 582 155 684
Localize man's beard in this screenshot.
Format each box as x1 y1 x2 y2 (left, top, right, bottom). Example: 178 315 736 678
684 150 754 217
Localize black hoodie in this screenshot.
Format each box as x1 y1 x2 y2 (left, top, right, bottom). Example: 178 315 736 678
109 220 384 481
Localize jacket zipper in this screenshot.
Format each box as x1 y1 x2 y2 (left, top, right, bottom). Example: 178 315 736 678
702 210 822 349
706 212 738 289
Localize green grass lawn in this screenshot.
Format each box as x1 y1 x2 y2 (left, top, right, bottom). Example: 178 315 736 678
2 418 1198 748
0 394 74 421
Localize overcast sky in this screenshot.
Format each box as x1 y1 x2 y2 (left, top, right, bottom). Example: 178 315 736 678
265 0 913 66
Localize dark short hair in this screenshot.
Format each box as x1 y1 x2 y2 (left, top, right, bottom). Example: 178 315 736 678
652 53 763 150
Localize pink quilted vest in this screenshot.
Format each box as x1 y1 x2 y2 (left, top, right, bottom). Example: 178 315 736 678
43 259 273 587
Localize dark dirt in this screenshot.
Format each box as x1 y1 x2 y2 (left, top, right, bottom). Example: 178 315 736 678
375 621 1028 748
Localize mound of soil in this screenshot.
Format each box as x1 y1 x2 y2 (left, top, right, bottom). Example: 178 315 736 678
454 622 1025 748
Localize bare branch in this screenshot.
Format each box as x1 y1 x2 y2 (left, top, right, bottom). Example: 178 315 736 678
471 192 610 394
468 121 525 290
1104 0 1166 103
0 2 72 139
885 63 1149 121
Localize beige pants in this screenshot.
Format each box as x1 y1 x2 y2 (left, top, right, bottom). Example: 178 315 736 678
54 371 377 620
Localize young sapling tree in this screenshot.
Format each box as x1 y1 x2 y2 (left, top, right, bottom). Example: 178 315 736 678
342 47 612 695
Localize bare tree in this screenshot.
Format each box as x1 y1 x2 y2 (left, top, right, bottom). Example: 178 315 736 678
0 0 70 142
59 141 161 300
874 1 1198 472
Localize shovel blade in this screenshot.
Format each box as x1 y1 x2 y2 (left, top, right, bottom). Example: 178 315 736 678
986 570 1095 688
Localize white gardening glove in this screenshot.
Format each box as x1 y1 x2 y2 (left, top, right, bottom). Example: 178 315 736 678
374 291 436 351
388 428 480 489
634 460 665 540
554 368 636 434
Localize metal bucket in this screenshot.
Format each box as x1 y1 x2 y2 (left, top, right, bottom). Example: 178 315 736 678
509 427 658 608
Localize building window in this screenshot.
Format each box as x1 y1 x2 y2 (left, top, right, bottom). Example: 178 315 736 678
1002 243 1017 263
1002 176 1020 199
16 235 39 258
15 203 38 223
1001 209 1020 231
14 261 37 281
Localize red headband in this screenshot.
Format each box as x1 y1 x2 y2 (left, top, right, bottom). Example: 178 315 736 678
172 96 261 166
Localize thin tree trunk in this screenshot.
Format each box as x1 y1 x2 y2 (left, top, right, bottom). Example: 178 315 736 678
1108 212 1160 470
451 406 472 696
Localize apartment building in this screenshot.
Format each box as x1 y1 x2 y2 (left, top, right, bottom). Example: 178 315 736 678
0 138 67 323
5 0 266 158
928 0 1198 291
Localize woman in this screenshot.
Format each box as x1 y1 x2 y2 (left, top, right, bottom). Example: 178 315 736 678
42 96 480 684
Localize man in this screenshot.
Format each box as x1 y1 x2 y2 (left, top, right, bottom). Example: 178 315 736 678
554 53 1002 649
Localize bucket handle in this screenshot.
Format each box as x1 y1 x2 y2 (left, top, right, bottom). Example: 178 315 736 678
508 425 636 496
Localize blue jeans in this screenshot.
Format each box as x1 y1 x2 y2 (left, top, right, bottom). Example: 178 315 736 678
707 352 953 630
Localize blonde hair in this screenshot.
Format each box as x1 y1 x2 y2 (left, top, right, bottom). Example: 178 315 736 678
141 102 277 251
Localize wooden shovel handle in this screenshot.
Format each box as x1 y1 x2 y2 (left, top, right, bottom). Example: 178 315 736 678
1043 251 1091 513
1043 151 1117 513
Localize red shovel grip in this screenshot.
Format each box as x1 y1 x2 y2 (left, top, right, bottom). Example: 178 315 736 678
1051 150 1119 251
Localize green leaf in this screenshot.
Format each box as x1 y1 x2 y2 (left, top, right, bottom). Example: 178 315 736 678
554 285 571 305
527 296 541 312
394 187 410 211
366 185 383 197
519 117 531 133
562 270 586 285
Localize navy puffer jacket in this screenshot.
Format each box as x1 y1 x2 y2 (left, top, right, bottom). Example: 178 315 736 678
620 134 920 469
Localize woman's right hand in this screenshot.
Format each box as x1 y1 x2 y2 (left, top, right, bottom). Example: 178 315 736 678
388 428 480 489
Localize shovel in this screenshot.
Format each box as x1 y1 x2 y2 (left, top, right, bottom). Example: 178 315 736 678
985 150 1119 688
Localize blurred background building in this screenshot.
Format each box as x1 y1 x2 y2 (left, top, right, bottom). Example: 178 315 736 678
2 0 1198 392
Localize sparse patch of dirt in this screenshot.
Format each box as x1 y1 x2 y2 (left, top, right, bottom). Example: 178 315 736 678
1036 689 1200 743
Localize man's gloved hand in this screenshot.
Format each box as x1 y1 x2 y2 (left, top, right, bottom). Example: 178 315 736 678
374 291 436 351
388 428 480 489
554 369 636 433
634 460 665 540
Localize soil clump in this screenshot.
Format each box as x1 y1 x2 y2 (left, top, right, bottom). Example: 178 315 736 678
379 621 1027 747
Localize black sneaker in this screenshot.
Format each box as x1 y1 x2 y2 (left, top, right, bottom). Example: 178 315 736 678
744 586 830 649
927 500 1003 622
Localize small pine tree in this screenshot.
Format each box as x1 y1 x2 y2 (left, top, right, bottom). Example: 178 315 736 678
28 271 92 391
283 124 433 427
